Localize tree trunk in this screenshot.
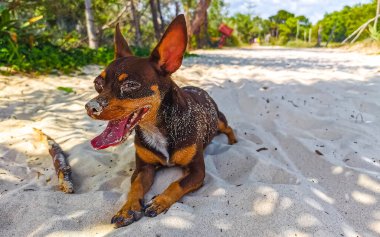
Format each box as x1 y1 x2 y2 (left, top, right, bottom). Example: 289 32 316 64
190 0 211 36
375 0 380 30
156 0 165 33
316 25 322 47
175 1 180 16
130 0 142 47
326 23 336 47
308 28 312 43
183 1 192 50
84 0 98 49
149 0 161 41
196 11 209 48
304 30 306 42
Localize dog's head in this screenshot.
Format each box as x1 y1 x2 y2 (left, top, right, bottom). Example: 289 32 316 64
85 14 187 150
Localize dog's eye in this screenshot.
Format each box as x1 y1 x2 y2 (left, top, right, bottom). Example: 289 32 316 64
120 80 141 94
94 76 104 93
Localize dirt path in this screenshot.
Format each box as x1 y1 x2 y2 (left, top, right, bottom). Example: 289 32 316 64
1 48 380 237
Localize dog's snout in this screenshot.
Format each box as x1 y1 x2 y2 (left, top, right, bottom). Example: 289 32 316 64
86 98 108 116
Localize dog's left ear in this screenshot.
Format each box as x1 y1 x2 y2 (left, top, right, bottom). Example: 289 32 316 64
114 23 133 58
151 14 188 74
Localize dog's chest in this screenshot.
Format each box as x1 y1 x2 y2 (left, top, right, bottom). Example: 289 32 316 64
141 127 169 162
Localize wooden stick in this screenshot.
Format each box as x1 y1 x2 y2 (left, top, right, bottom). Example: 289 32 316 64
101 5 128 30
351 18 376 43
374 0 380 30
342 23 367 44
33 128 74 193
342 15 380 44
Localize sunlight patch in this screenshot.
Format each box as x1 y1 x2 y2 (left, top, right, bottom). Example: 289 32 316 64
296 213 321 227
351 191 376 205
161 216 193 229
253 186 279 216
358 174 380 194
311 188 334 204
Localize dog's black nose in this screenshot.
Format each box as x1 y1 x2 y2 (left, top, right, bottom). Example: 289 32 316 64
85 98 108 116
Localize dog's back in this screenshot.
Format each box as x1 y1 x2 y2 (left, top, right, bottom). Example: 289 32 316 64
160 85 219 148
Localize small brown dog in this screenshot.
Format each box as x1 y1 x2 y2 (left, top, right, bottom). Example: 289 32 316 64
85 14 236 228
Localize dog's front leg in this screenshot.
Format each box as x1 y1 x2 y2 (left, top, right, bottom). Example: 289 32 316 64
112 159 155 228
144 150 205 217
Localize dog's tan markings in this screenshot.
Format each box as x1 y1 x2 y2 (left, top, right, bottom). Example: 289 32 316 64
100 70 106 78
138 85 160 127
118 73 128 81
112 165 155 226
92 85 161 121
119 173 144 212
135 143 165 165
146 171 203 215
147 182 183 213
150 85 158 91
171 144 197 166
218 120 237 145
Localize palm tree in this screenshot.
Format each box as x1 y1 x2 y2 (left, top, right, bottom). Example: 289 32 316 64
84 0 98 49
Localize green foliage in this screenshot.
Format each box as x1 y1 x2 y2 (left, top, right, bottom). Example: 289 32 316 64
1 43 152 74
57 86 74 93
3 44 110 73
1 0 379 73
225 34 242 47
316 1 377 42
286 40 315 48
368 25 380 41
227 14 264 44
268 10 312 44
0 1 154 74
269 10 295 24
207 0 226 39
0 0 153 74
184 52 200 58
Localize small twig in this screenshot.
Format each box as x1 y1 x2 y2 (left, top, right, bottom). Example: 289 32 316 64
288 100 299 108
256 147 268 152
33 128 74 193
101 5 128 30
315 150 323 156
23 188 36 192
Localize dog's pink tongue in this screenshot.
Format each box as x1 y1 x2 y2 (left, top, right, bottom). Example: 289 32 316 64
91 119 128 150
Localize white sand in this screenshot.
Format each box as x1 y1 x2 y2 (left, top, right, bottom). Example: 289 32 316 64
1 47 380 237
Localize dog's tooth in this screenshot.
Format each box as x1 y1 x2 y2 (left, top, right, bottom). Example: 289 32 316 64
132 112 138 121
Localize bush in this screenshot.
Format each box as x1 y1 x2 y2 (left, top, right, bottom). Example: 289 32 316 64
225 35 242 47
286 40 315 48
0 4 153 74
0 41 154 74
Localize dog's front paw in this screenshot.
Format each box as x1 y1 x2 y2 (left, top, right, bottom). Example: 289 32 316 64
111 200 144 228
111 209 143 228
144 195 174 217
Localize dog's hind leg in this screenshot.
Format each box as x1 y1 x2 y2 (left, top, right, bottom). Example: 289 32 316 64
217 111 237 145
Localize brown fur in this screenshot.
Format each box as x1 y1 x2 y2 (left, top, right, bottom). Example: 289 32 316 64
171 144 197 166
118 73 129 81
85 15 236 228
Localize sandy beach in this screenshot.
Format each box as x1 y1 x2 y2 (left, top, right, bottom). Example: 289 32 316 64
1 47 380 237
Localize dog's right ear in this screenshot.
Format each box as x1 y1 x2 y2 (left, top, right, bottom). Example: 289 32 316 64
150 14 188 75
114 23 133 59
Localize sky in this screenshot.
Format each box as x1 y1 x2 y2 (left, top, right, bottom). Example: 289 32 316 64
224 0 374 23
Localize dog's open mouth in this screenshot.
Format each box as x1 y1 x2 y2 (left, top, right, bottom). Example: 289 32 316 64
91 106 151 150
